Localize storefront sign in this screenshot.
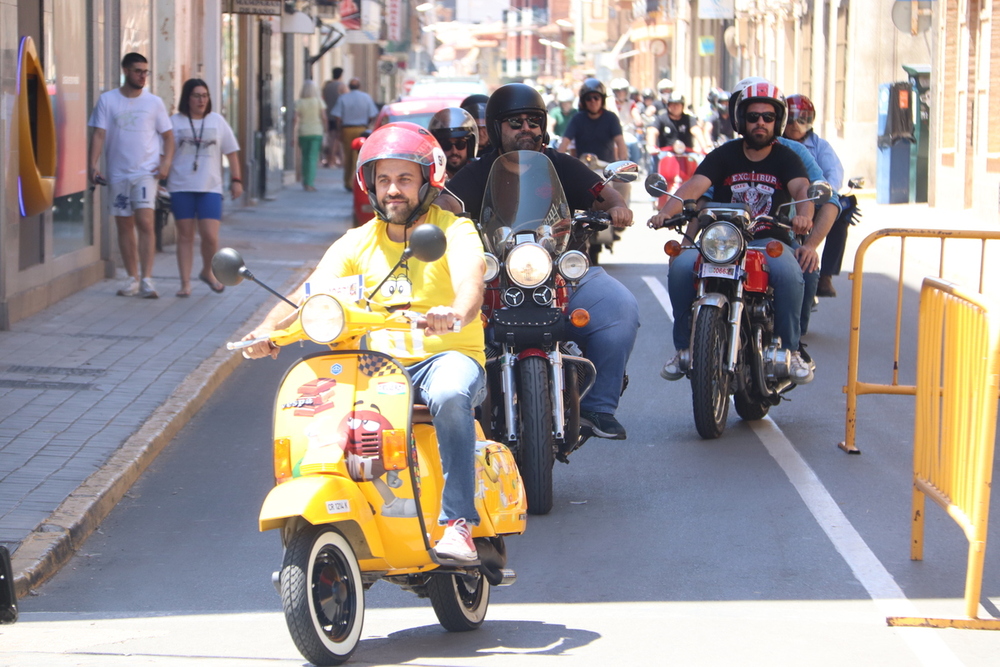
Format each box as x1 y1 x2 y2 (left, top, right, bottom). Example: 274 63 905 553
225 0 281 15
698 0 735 19
386 0 402 42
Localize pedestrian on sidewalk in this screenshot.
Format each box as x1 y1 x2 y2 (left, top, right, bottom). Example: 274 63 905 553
331 78 379 191
295 80 326 192
88 52 174 299
167 78 242 297
322 67 346 168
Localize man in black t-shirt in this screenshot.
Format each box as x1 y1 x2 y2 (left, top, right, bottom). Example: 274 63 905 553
648 91 700 151
556 79 627 163
648 80 816 385
437 83 638 441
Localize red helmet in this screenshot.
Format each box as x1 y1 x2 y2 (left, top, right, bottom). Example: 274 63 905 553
356 122 447 224
733 79 787 136
785 94 816 127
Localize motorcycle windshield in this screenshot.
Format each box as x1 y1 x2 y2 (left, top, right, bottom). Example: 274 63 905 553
480 151 572 257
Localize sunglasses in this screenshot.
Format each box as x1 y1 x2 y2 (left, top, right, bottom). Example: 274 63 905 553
504 115 544 130
584 95 602 103
745 111 776 124
440 138 468 151
789 117 811 126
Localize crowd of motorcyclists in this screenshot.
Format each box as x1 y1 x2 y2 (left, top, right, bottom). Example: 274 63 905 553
241 72 851 558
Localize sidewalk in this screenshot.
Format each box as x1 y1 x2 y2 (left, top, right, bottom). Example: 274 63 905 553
0 166 352 597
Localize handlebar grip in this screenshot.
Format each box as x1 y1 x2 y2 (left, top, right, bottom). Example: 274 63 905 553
227 336 270 350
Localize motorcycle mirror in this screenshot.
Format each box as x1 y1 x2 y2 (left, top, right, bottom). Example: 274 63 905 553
644 172 669 197
409 223 447 262
806 180 833 206
848 176 865 189
211 247 298 308
603 160 639 183
212 248 248 286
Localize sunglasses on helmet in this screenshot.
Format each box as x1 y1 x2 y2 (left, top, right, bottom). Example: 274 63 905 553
504 114 544 130
745 111 776 124
439 138 469 151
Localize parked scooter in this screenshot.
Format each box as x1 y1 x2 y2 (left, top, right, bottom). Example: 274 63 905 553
579 152 633 264
213 225 527 666
475 151 638 514
645 173 832 439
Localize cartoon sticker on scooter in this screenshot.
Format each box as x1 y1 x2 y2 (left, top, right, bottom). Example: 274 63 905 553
337 401 417 518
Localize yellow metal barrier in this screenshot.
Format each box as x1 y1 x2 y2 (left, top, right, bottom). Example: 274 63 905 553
840 228 1000 454
886 277 1000 629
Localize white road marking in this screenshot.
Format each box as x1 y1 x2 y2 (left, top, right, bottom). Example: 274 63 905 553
642 275 964 667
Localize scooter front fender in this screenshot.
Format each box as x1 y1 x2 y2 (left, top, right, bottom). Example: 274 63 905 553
259 476 384 557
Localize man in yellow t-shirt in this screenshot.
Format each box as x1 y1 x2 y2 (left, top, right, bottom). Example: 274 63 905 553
243 123 487 563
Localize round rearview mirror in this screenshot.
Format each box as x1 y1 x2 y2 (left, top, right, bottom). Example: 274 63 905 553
409 224 447 263
212 248 247 286
645 172 668 197
807 180 833 206
604 160 639 183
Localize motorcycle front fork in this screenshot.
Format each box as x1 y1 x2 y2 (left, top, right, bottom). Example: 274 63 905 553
693 279 745 373
500 348 566 444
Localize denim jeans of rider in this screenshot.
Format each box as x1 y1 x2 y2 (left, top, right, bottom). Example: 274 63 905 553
567 267 640 415
667 241 805 352
801 266 819 336
407 351 486 526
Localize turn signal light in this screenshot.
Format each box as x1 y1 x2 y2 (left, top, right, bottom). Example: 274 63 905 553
664 240 682 257
570 308 590 327
274 437 293 484
381 429 408 470
765 240 784 258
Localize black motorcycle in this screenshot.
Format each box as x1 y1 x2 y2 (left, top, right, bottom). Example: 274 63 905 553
476 150 637 513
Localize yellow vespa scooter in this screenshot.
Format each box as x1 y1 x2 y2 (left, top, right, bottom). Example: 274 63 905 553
213 226 527 666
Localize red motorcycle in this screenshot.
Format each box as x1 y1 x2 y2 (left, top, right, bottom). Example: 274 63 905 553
645 173 831 439
654 140 701 208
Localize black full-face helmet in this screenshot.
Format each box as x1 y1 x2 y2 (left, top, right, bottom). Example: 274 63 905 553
578 78 607 112
484 83 548 152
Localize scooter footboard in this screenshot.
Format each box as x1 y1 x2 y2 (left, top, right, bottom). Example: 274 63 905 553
259 476 385 557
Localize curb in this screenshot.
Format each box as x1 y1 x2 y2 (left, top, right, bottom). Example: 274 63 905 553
11 270 310 598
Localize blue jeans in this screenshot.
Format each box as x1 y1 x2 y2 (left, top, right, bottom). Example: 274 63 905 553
566 267 640 415
407 351 486 526
624 131 642 164
801 267 819 336
667 241 804 352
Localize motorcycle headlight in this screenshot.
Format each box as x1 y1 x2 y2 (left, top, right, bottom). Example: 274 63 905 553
299 294 346 344
557 250 589 281
506 243 552 288
484 253 500 282
700 222 744 264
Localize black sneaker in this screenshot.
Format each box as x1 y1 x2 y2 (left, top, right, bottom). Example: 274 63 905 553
580 410 627 440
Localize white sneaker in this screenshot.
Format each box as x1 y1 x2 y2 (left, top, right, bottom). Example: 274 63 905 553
117 277 140 297
789 350 814 384
139 277 159 299
660 352 685 381
433 518 477 561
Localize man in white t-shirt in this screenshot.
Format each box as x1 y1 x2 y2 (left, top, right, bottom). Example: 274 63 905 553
88 52 174 298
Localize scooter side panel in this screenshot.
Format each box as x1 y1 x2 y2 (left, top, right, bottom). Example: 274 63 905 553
258 476 385 556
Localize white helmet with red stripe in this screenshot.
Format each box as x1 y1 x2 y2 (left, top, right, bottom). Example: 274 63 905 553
732 78 787 136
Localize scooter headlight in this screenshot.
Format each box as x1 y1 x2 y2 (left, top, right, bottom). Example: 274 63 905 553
484 253 500 282
506 243 552 288
700 222 744 264
299 294 346 344
557 250 589 281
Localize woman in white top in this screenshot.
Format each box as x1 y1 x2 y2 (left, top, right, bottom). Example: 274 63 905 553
294 80 326 192
168 78 242 296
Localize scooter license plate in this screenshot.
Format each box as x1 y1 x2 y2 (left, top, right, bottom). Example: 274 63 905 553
699 263 738 279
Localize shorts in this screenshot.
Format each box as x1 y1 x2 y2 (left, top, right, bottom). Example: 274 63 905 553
169 191 223 220
109 174 158 216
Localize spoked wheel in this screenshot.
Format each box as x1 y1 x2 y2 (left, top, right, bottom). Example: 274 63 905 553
691 306 732 439
281 527 364 666
517 355 555 515
427 570 490 632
